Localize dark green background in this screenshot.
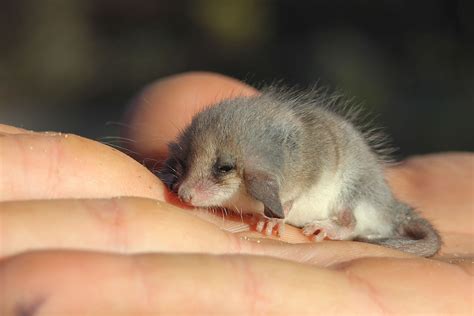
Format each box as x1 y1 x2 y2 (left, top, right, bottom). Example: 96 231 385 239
1 0 472 159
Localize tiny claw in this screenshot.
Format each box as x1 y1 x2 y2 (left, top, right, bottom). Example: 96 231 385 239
302 225 318 236
249 214 259 225
312 230 327 242
277 223 285 237
265 221 275 236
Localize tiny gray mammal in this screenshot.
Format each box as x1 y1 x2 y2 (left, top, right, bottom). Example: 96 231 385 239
158 86 441 257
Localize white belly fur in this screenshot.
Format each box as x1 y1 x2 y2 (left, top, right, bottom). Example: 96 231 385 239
286 170 394 238
353 201 394 238
224 170 394 239
285 170 343 227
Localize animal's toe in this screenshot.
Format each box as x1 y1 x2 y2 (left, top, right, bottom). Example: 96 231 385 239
312 230 327 242
265 221 275 236
302 224 318 236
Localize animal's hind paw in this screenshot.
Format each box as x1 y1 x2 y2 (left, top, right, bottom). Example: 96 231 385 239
302 218 354 242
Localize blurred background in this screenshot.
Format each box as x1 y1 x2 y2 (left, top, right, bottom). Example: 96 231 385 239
0 0 472 159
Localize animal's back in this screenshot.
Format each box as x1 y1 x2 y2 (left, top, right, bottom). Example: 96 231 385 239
164 87 441 256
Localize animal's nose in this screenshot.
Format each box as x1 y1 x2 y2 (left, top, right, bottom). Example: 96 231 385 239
178 186 193 203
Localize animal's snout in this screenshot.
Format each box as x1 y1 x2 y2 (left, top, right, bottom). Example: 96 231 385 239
177 180 214 206
178 186 193 203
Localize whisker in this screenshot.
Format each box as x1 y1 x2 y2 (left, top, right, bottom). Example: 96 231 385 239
232 202 244 223
210 207 218 217
223 207 231 223
143 157 164 167
100 141 142 156
98 135 138 143
158 165 178 176
105 121 140 130
169 120 185 137
105 120 174 145
221 207 226 222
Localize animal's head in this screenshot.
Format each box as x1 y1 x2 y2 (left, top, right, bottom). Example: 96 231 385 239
158 101 286 218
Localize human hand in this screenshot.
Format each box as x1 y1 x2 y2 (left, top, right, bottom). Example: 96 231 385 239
1 72 472 314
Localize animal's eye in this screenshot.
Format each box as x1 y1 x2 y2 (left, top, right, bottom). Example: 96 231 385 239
216 163 235 174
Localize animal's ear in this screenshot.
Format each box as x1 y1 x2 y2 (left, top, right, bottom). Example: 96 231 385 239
157 155 184 192
157 159 178 190
244 170 285 219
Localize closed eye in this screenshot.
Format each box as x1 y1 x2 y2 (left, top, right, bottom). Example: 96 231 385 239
215 163 235 175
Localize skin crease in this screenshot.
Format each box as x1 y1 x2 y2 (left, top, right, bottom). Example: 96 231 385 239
0 72 472 315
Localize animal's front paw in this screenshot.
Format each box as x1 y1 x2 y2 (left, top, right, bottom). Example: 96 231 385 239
254 216 285 237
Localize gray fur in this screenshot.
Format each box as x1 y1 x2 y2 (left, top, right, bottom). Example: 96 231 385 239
159 87 441 257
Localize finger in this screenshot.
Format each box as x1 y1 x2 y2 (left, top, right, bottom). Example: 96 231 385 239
386 152 474 234
121 73 341 248
0 132 164 201
124 74 472 253
124 71 258 159
0 198 232 258
186 152 474 256
0 197 417 266
241 153 474 257
1 251 471 315
156 153 474 258
0 124 31 135
386 152 474 256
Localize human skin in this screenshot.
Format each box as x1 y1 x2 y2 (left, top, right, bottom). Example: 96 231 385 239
0 72 472 315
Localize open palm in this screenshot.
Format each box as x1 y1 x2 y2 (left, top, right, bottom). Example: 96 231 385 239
1 72 472 315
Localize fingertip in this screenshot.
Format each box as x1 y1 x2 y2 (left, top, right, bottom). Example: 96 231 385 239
385 152 474 235
0 132 166 201
124 71 258 159
0 124 33 135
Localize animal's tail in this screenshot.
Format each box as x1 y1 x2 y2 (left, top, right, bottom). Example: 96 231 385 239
357 206 442 257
